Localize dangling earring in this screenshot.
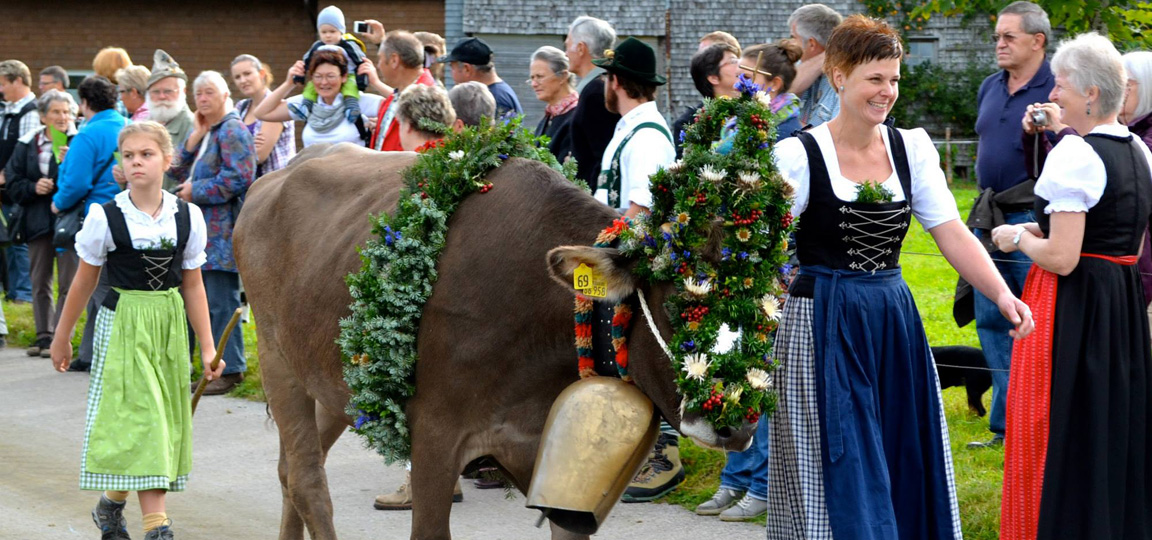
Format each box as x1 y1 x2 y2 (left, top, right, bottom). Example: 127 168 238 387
1086 101 1092 116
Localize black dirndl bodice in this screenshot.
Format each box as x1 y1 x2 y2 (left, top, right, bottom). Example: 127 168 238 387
790 125 915 297
101 199 191 309
1036 133 1152 255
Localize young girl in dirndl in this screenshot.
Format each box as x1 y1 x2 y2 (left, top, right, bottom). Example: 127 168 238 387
50 121 221 540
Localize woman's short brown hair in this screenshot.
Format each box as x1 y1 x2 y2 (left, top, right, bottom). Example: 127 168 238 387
823 15 903 80
308 49 348 79
93 47 132 83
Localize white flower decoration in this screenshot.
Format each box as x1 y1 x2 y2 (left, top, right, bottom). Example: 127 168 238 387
448 150 465 161
684 277 712 297
754 90 773 110
746 368 771 391
667 159 685 173
700 164 727 184
682 353 711 382
737 170 762 191
761 294 781 321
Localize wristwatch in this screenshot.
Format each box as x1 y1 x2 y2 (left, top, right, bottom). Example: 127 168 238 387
1012 228 1026 247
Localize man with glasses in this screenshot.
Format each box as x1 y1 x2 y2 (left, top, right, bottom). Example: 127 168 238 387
144 50 193 189
38 66 68 94
968 1 1053 449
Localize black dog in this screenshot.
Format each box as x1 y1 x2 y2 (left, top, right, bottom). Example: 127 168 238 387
931 346 992 417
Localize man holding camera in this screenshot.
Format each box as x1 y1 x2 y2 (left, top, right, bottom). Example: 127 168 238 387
968 1 1054 449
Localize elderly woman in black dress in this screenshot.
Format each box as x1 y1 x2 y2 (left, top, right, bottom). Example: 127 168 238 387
993 32 1152 540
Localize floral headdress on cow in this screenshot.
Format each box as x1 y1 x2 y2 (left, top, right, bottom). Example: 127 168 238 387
614 74 795 430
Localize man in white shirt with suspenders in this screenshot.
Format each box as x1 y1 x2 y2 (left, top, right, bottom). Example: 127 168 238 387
594 37 676 219
590 37 684 501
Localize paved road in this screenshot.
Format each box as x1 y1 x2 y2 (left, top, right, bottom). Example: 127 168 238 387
0 349 764 539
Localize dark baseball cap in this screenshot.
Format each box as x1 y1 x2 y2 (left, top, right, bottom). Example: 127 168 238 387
437 37 493 65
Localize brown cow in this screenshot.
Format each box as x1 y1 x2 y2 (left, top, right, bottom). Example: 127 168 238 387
233 143 756 540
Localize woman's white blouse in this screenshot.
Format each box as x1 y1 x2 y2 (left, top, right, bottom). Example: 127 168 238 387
1034 123 1152 214
75 190 208 270
773 123 961 230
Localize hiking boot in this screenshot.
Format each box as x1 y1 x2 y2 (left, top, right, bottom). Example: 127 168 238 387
695 487 744 515
621 433 685 502
143 523 174 540
967 433 1004 449
27 337 50 357
92 496 130 540
719 494 768 521
373 473 463 510
201 373 244 396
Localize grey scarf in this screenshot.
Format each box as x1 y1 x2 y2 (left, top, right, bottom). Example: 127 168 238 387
307 99 347 133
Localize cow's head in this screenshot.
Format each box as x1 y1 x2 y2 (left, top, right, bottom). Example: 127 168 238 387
547 244 757 452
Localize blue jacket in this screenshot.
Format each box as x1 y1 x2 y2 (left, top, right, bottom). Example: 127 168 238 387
54 109 126 213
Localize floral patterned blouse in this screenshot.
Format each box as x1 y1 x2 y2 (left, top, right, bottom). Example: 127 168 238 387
167 110 256 272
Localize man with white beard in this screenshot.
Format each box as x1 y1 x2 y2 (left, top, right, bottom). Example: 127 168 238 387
145 50 193 189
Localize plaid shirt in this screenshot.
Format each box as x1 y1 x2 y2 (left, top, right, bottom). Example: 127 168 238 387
235 94 295 176
2 93 42 142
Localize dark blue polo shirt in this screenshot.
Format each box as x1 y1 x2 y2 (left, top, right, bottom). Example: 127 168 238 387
975 60 1054 192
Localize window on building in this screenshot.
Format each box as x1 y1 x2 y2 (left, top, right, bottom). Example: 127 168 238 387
906 37 939 67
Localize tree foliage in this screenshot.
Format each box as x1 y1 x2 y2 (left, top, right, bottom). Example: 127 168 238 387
864 0 1152 49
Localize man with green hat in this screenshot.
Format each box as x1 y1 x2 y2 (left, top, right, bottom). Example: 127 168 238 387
593 37 684 502
145 49 194 190
593 37 676 219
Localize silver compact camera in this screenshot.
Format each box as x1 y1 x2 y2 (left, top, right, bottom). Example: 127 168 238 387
1030 109 1049 127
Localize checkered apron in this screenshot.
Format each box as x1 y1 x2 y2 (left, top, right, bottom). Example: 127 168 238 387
79 289 192 492
764 297 962 539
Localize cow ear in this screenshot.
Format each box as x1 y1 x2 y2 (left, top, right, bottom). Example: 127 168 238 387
546 245 639 302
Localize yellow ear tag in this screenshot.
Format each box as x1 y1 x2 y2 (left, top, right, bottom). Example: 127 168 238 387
573 263 607 298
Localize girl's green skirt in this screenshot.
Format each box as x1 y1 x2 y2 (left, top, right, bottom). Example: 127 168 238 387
80 288 192 492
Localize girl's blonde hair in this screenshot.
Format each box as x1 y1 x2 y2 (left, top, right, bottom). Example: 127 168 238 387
93 47 133 83
118 121 175 158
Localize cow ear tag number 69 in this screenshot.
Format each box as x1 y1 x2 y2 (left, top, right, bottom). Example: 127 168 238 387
574 263 607 298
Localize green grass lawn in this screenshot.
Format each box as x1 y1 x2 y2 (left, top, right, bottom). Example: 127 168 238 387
4 180 999 536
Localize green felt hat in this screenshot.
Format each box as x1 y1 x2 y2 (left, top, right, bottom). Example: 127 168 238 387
592 37 666 86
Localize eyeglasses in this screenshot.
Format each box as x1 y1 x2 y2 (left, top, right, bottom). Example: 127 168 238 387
148 88 179 98
312 74 342 83
992 32 1040 44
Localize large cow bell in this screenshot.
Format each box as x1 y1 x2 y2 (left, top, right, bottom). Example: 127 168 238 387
526 376 660 535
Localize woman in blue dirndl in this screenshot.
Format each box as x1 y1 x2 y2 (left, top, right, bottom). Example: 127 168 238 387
764 16 1034 540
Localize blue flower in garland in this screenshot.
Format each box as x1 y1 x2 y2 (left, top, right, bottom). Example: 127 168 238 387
738 251 749 261
662 231 674 241
680 340 697 352
498 154 509 160
670 251 678 261
682 250 691 259
679 130 687 143
759 141 771 150
354 413 376 430
721 247 732 260
643 234 657 248
781 263 794 275
383 226 397 247
734 73 763 96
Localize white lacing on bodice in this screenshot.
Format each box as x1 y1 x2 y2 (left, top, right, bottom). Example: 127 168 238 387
141 252 175 291
838 205 911 274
